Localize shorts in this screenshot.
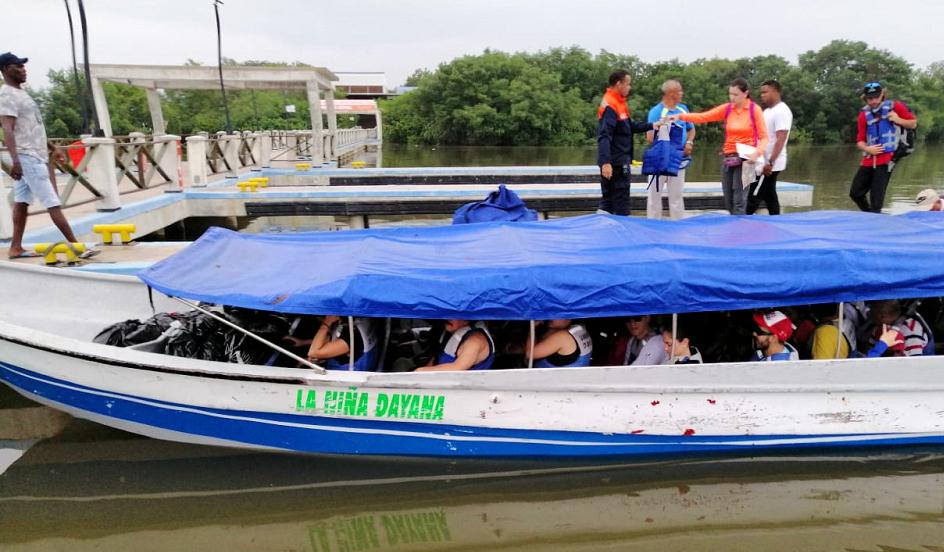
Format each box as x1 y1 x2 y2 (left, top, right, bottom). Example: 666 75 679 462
14 154 61 209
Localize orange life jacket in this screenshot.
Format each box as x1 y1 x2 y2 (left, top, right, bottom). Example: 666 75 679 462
597 88 630 121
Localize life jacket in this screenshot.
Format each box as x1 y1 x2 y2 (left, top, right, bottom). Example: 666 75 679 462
725 99 760 146
863 100 899 154
754 342 799 362
324 318 380 372
597 88 630 121
437 323 495 371
642 123 684 190
535 324 593 368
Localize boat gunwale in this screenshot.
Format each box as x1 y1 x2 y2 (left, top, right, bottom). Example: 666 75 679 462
3 319 944 395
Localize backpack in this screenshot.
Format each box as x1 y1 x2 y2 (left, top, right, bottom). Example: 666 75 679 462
892 124 917 163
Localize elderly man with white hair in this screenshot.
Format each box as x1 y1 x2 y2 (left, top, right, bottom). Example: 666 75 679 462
646 79 696 219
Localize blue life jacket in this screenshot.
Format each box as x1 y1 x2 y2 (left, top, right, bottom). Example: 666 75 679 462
863 100 899 154
535 324 593 368
325 318 380 371
657 104 692 169
642 124 684 191
437 323 495 370
452 184 538 225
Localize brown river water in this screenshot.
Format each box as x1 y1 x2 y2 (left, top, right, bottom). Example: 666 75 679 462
2 144 944 550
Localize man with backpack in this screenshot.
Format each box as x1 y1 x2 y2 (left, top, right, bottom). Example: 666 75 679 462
849 82 917 213
645 80 696 220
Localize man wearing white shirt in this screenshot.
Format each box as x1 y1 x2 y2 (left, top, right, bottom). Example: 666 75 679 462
747 80 792 215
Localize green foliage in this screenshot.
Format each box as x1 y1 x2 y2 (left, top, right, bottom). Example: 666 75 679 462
384 41 942 147
383 51 588 146
28 43 943 148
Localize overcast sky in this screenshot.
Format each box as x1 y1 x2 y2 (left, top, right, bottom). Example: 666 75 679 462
8 0 944 90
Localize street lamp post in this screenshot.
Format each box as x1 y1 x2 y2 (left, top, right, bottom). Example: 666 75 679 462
214 0 233 135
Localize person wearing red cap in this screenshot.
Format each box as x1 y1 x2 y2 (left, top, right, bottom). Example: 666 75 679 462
752 310 799 361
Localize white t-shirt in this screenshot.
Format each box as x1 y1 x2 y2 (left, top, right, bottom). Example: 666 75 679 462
763 101 792 172
0 84 48 162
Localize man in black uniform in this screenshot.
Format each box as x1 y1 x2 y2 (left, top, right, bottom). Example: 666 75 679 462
597 70 656 215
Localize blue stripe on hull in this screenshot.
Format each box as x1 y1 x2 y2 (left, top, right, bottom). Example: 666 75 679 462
3 361 943 457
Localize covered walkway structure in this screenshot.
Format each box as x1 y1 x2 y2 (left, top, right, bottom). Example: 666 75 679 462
87 64 342 161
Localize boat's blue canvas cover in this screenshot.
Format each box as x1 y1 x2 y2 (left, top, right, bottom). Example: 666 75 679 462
138 211 944 319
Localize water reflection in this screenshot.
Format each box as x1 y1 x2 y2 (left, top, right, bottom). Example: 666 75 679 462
383 143 944 213
2 420 943 551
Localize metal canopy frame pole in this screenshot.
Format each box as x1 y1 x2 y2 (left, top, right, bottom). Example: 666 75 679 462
170 297 326 374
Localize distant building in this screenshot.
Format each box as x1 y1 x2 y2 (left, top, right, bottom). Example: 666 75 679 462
334 72 402 100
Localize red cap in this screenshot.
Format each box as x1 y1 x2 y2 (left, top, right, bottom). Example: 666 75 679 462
753 311 795 342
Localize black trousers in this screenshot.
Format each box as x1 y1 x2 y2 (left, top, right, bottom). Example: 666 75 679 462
599 164 631 216
849 164 892 213
747 170 781 215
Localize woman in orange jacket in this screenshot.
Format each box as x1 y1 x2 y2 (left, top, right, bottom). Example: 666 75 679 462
674 78 768 215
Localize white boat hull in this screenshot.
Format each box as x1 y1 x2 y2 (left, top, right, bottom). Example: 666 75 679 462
2 262 944 457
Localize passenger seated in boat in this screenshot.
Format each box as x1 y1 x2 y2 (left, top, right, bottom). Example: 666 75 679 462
522 319 593 368
810 303 857 360
608 315 667 366
661 324 702 364
866 300 933 356
752 311 799 361
306 316 380 371
414 319 495 372
866 326 906 357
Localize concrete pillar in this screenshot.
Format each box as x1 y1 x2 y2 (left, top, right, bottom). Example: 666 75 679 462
220 134 240 178
82 136 121 211
154 134 182 192
296 131 310 159
348 215 367 229
326 92 337 160
286 131 297 158
250 132 263 169
90 78 113 138
0 170 13 239
186 135 209 187
374 109 383 142
260 132 272 168
145 88 165 136
306 82 325 163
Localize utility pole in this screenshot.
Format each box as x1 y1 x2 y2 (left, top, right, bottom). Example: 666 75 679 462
76 0 101 135
63 0 89 134
214 0 233 134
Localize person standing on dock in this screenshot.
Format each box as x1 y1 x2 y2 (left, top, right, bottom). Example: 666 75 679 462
849 82 917 213
645 80 696 220
0 53 83 259
747 80 792 215
597 70 655 216
674 79 768 215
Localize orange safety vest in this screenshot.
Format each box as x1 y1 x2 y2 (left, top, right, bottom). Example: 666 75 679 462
597 88 630 121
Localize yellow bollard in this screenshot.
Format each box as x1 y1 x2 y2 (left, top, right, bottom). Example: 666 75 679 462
350 161 366 169
92 223 136 245
237 181 259 192
295 163 312 171
35 242 87 264
248 177 269 188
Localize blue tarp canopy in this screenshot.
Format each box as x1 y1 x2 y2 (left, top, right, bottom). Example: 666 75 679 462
138 211 944 320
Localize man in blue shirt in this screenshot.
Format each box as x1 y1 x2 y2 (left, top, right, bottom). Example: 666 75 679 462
646 80 696 220
752 311 799 361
